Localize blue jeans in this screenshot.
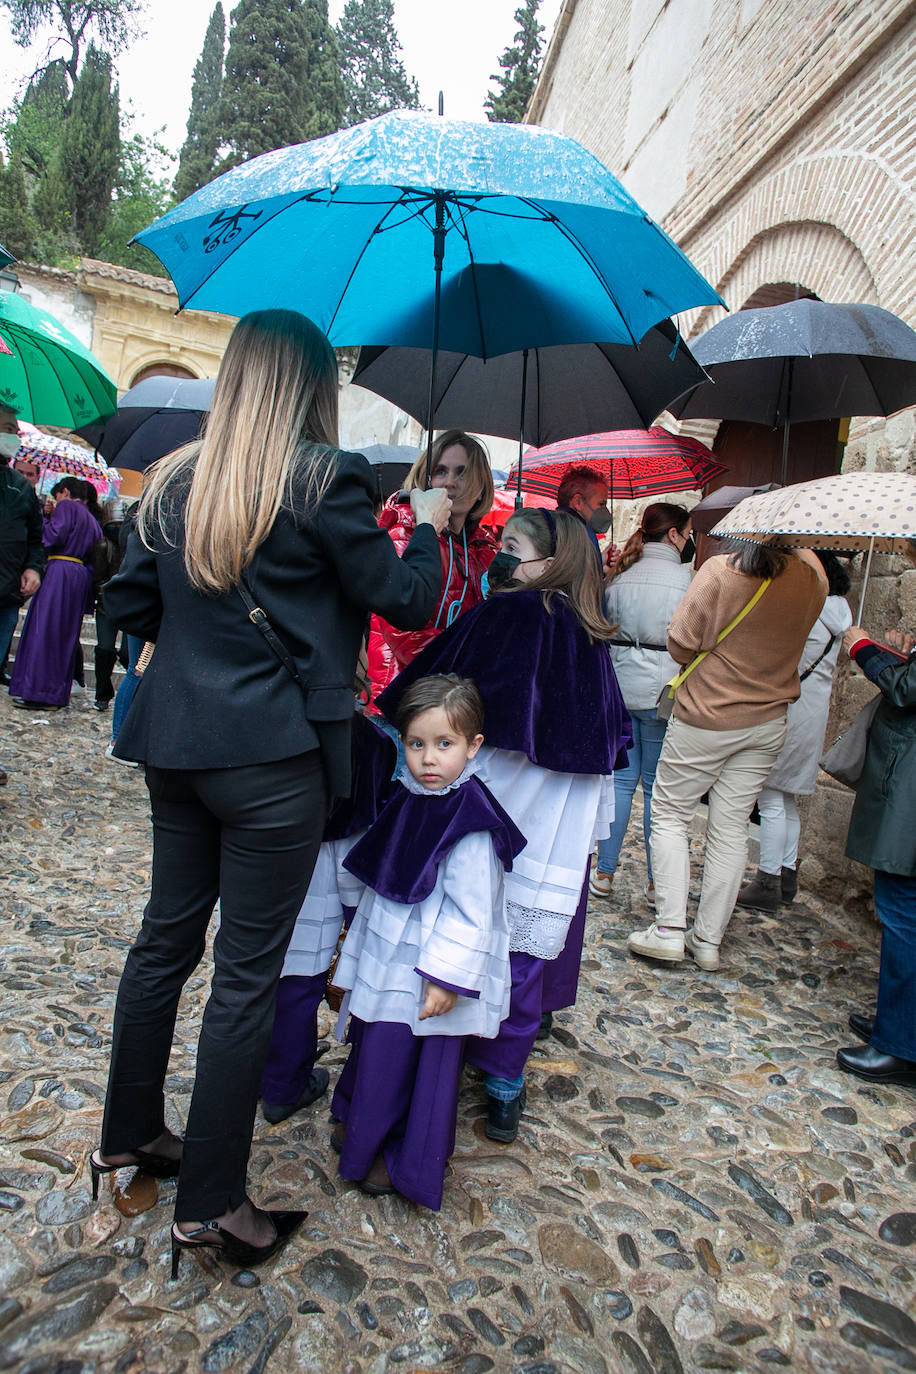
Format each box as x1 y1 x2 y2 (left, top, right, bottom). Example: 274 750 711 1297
872 870 916 1063
0 604 21 676
111 635 143 741
597 708 668 878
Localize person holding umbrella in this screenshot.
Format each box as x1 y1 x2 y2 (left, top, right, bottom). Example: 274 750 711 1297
836 622 916 1088
368 431 497 700
92 309 448 1273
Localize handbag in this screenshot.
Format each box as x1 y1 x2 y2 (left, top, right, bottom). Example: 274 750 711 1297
819 695 880 788
656 578 772 721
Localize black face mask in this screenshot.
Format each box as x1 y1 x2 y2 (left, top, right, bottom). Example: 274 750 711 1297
680 535 696 565
483 551 521 594
588 505 612 534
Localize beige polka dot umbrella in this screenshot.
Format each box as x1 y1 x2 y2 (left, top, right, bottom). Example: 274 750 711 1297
710 470 916 618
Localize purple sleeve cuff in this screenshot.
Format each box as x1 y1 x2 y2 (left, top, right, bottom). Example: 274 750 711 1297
414 968 480 999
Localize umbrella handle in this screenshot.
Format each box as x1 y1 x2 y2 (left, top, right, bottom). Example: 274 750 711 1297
515 350 528 511
857 533 875 623
423 194 447 489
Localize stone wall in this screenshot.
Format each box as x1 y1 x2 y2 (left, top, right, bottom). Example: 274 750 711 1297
529 0 916 911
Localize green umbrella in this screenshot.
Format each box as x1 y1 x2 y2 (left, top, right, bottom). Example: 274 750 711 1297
0 291 117 427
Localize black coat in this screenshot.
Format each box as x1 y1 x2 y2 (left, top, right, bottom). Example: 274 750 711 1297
846 649 916 876
104 448 441 793
0 465 45 609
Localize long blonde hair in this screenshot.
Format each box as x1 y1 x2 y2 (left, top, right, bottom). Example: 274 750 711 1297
499 508 615 643
402 430 494 527
139 310 340 594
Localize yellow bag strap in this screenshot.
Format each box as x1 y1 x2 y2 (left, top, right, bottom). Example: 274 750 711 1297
666 578 772 697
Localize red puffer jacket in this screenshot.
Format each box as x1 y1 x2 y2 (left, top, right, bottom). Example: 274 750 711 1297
367 496 497 703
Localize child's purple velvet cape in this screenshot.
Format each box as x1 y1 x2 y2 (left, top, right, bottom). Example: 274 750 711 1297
376 588 632 775
344 775 526 905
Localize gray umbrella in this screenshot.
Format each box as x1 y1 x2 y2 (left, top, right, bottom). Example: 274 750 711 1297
75 375 216 472
669 300 916 483
351 319 706 450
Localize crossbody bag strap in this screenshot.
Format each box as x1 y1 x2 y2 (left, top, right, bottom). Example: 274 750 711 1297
668 577 772 696
238 576 306 692
799 633 837 683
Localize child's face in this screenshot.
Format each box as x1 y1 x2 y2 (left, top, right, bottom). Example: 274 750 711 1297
501 524 553 583
402 706 484 791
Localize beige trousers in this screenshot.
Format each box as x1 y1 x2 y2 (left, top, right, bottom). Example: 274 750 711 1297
649 714 788 947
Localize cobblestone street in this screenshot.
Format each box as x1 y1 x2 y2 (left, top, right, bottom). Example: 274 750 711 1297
2 694 916 1374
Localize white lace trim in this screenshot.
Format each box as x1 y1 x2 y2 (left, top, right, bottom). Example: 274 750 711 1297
396 756 479 795
506 898 572 959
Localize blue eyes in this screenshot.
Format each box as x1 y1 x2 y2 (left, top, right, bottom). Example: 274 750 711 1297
407 739 453 750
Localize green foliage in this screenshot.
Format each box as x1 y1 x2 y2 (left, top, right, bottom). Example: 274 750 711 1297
219 0 343 168
59 43 120 255
5 61 69 178
336 0 419 127
485 0 544 124
98 125 173 275
0 155 38 259
174 2 225 202
0 0 144 84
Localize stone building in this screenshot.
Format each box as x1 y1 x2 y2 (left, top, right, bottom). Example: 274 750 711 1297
527 0 916 907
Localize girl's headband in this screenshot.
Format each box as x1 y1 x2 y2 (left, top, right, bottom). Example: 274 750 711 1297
541 507 558 555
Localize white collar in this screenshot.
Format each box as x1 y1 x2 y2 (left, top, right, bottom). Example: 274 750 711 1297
397 756 479 796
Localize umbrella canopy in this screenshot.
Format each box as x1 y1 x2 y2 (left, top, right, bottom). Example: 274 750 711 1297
0 291 117 428
690 482 782 535
510 426 727 500
0 243 13 269
75 375 216 472
671 301 916 426
357 443 420 503
709 471 916 619
132 111 721 356
351 318 706 447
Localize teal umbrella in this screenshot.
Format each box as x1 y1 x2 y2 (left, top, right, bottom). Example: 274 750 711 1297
0 291 117 427
0 243 14 269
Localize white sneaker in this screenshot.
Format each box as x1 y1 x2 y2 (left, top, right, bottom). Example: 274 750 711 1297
105 741 139 768
685 927 720 971
627 922 684 962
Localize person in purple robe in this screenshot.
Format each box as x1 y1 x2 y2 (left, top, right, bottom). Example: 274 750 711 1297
330 674 525 1209
377 508 632 1144
10 477 102 710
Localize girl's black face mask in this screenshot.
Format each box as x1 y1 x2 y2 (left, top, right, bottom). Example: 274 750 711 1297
484 551 521 593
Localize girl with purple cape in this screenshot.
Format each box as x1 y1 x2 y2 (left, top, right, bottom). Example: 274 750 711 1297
377 509 632 1143
10 479 102 709
330 675 526 1209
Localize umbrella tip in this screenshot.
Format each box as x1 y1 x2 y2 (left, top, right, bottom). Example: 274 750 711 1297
438 92 444 116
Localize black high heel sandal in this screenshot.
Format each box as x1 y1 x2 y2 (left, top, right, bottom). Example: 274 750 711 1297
90 1147 182 1201
170 1208 308 1279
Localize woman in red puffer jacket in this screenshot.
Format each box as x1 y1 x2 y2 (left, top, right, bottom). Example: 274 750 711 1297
368 430 497 702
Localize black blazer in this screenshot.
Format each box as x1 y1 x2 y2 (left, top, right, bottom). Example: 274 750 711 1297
105 448 441 790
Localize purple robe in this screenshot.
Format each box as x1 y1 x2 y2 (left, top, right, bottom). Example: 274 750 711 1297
10 500 101 707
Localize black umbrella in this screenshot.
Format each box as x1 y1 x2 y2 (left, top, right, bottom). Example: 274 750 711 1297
358 443 420 504
352 320 705 451
670 300 916 483
75 375 216 472
689 482 782 535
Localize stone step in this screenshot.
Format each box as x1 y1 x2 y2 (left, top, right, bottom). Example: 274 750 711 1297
6 617 127 694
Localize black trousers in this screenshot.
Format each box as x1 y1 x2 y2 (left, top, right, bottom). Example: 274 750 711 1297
101 750 327 1220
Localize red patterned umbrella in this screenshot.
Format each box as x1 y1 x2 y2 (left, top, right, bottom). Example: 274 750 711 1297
509 426 726 500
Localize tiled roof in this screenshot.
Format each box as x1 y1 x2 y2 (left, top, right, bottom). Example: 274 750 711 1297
80 258 177 296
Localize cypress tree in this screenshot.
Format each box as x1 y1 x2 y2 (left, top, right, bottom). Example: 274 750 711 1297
220 0 310 166
336 0 419 127
485 0 544 124
59 44 120 256
175 2 225 201
7 61 70 179
0 156 38 260
301 0 345 140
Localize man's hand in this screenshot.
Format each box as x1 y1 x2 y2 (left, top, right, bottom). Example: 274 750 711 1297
419 981 458 1020
843 625 866 657
603 542 622 577
885 628 916 655
20 569 40 597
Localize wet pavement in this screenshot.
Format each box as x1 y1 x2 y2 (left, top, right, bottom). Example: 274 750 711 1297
2 691 916 1374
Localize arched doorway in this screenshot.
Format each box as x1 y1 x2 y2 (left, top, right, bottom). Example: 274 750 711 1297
130 362 198 386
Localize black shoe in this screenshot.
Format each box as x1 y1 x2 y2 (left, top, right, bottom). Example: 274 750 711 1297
848 1012 874 1043
92 699 110 711
90 1143 182 1201
485 1086 527 1143
836 1044 916 1087
536 1011 553 1041
262 1068 330 1124
170 1207 307 1279
0 672 10 686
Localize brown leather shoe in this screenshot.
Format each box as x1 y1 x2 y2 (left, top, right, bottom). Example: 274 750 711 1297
360 1154 394 1196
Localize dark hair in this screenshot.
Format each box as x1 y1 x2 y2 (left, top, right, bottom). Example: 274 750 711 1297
725 539 788 579
556 465 608 508
53 476 103 522
500 507 615 643
815 549 851 597
615 502 691 575
395 673 484 742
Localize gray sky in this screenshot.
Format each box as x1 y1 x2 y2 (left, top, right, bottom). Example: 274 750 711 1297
0 0 562 161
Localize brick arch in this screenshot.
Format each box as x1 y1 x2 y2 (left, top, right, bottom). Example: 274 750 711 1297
130 361 199 387
689 218 878 337
682 147 912 335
